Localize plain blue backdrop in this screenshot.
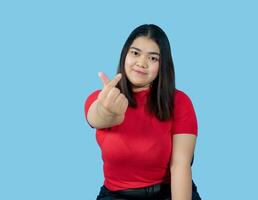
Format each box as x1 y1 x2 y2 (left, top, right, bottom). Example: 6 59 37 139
1 0 257 199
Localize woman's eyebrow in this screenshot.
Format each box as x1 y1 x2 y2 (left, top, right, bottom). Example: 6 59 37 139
130 47 160 56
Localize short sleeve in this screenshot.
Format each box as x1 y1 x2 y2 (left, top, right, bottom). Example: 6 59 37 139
172 90 198 135
84 90 101 126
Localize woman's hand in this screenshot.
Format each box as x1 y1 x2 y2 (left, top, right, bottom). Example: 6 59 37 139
97 72 128 117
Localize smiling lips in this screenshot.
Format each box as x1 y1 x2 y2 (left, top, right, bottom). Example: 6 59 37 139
132 69 147 75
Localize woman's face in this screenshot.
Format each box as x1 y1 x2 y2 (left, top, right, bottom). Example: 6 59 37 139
124 36 160 92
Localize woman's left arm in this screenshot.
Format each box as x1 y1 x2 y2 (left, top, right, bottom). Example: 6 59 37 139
170 134 197 200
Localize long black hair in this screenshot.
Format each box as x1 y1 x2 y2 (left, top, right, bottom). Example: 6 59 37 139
117 24 176 121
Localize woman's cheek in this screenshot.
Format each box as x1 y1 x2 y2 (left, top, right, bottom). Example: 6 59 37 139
152 65 159 76
125 57 134 67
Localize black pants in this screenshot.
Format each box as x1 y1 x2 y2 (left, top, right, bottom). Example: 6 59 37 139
96 180 201 200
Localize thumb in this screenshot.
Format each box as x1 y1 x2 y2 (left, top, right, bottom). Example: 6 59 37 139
98 72 110 86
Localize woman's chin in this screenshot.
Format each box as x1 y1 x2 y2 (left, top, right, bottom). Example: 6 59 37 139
131 83 150 91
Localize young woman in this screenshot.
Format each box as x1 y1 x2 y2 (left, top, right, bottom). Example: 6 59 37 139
85 24 202 200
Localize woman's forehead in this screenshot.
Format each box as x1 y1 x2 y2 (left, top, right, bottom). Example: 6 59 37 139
130 36 160 53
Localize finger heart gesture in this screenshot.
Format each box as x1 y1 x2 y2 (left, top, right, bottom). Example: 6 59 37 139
97 72 128 116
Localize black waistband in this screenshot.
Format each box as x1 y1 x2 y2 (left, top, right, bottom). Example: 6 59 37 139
99 181 201 200
113 183 171 199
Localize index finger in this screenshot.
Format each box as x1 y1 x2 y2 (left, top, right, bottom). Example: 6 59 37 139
107 73 122 87
98 72 110 86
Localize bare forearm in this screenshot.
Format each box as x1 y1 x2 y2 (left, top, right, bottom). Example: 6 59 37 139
87 100 124 129
171 165 192 200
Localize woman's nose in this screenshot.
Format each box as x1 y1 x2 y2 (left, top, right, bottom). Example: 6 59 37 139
136 56 147 68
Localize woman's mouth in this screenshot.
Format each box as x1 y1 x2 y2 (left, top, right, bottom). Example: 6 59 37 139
132 69 147 75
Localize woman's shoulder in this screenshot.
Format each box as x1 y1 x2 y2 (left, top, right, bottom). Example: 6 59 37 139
175 89 190 98
86 89 101 100
174 89 193 104
85 89 101 106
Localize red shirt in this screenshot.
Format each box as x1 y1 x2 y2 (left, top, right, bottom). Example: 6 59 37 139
84 89 198 191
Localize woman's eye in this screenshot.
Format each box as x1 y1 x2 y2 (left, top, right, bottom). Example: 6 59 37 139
149 56 159 62
131 51 139 56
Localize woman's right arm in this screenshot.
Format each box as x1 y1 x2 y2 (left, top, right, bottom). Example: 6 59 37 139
87 72 128 129
87 99 125 129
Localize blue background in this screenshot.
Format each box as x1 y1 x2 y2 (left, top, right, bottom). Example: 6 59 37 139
1 0 257 199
